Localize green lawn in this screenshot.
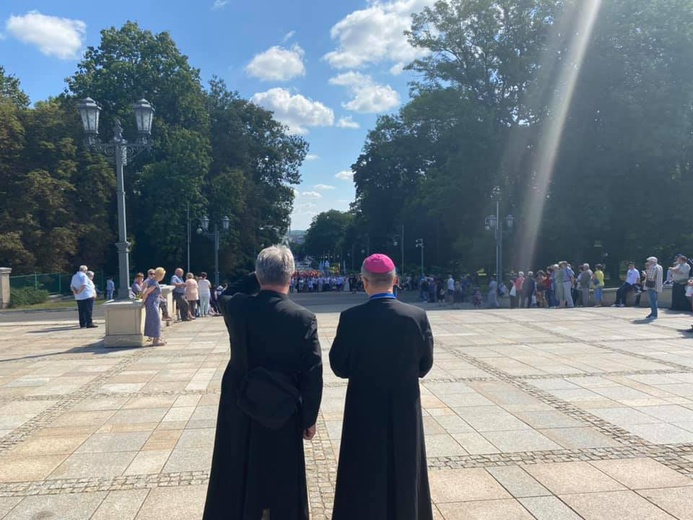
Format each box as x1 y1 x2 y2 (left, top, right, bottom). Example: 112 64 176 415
5 299 108 311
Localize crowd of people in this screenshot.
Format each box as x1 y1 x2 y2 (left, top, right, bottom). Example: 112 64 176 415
134 268 227 345
290 273 348 292
497 255 691 317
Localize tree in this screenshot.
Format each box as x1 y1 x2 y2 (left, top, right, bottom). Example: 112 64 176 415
349 0 693 274
303 211 353 258
0 66 30 108
67 21 211 269
205 78 307 273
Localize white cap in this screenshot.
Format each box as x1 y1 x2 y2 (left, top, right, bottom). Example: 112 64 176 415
646 256 658 263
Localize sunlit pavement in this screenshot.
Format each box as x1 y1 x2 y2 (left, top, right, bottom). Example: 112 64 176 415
1 293 693 519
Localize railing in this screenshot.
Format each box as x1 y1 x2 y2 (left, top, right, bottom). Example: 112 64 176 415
10 271 107 295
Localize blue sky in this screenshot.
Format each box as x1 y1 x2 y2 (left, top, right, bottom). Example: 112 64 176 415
0 0 434 230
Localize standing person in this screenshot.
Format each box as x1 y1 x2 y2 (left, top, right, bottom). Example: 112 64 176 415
644 256 664 319
556 262 574 308
170 268 191 321
198 272 212 317
522 271 536 308
86 271 98 329
592 264 605 306
577 264 592 307
535 271 547 308
515 272 526 307
487 276 499 308
446 274 455 304
613 262 640 307
131 273 145 299
105 277 115 300
142 267 166 346
330 254 434 520
670 255 692 311
204 246 323 520
185 272 199 319
70 265 97 328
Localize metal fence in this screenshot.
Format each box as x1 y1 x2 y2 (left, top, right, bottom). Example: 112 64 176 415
10 271 107 295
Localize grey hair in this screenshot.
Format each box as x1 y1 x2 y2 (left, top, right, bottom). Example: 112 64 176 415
256 245 295 286
79 265 88 272
360 262 396 288
86 270 94 278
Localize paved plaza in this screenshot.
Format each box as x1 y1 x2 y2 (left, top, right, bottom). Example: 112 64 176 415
1 295 693 519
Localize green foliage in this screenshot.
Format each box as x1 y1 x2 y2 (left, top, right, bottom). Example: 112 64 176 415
0 22 304 279
303 210 353 257
351 0 693 273
0 66 30 108
10 287 49 307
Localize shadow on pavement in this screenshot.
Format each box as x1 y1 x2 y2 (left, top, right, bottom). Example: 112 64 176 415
27 325 84 333
0 341 145 363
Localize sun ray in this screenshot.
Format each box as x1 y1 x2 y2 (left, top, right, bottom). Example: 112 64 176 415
516 0 603 269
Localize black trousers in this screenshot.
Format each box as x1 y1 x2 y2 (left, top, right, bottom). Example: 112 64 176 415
615 283 634 305
671 282 692 311
77 298 94 327
173 293 190 320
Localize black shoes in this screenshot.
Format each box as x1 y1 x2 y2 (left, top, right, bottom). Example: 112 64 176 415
87 324 98 328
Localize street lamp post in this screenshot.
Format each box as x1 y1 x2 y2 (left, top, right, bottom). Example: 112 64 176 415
415 238 424 275
484 187 514 280
391 224 405 270
198 216 230 286
77 97 154 299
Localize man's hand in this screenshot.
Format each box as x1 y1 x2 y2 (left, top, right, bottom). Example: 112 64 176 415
303 424 316 441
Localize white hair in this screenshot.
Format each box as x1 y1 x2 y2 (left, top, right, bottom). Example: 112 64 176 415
256 245 295 286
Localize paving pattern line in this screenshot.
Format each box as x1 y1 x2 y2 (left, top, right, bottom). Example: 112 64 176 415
0 348 151 454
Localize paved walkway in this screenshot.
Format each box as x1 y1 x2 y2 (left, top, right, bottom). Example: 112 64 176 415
1 295 693 519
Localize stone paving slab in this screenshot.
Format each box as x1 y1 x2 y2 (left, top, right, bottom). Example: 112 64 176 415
0 296 693 518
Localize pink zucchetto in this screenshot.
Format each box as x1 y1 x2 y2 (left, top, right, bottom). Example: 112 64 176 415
363 254 396 274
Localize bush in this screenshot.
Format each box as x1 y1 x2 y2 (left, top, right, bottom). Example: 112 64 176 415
10 287 50 307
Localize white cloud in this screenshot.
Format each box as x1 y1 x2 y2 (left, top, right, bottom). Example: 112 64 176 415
301 191 323 199
251 88 334 135
335 170 355 181
324 0 434 72
314 184 336 191
5 11 86 59
330 72 400 113
212 0 229 9
297 202 317 210
305 154 319 161
282 31 296 42
336 116 360 129
246 44 306 82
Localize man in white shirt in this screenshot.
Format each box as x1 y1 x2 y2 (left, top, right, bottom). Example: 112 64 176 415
670 255 692 311
645 256 664 319
613 262 640 307
446 275 455 304
71 265 97 328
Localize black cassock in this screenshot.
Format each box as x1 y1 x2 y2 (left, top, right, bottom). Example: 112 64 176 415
203 290 323 520
329 297 434 520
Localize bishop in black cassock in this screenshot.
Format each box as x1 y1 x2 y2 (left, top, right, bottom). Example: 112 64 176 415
330 254 434 520
203 249 323 520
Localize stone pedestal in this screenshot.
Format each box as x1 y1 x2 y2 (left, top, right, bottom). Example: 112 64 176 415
103 300 147 348
160 285 174 315
0 268 11 309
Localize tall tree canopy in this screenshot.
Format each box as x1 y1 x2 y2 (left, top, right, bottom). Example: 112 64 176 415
0 22 305 278
350 0 693 276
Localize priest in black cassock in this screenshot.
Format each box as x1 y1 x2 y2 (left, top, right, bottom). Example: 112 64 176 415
330 254 434 520
203 246 323 520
